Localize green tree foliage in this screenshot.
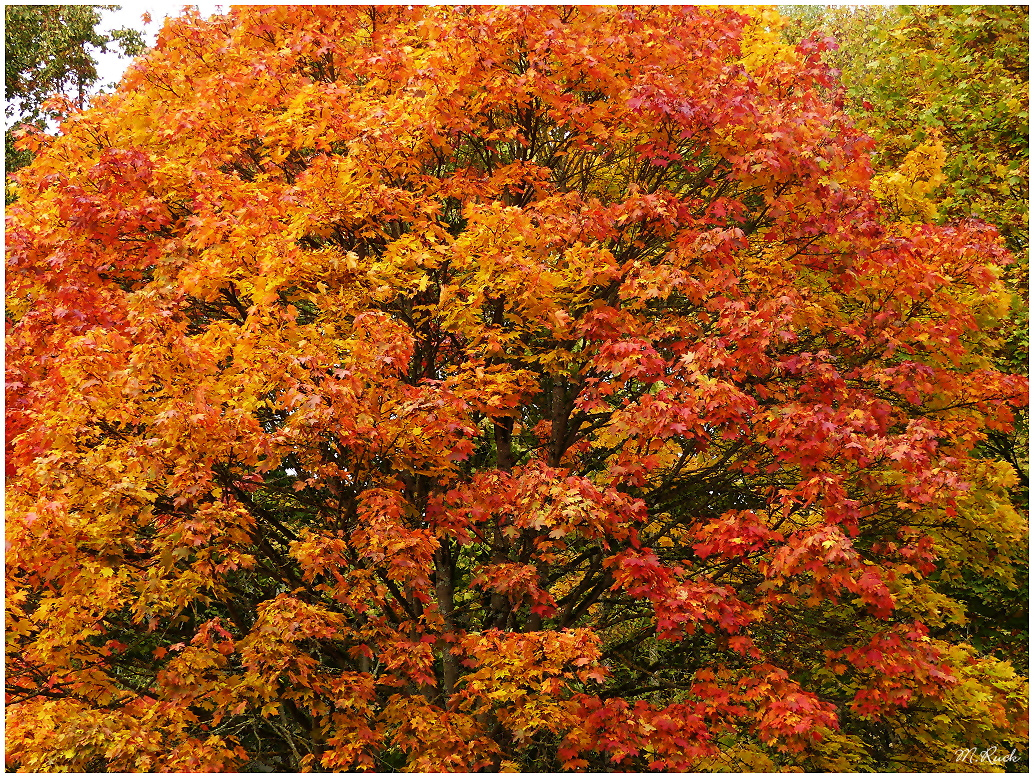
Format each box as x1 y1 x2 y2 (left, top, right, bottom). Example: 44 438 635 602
5 4 145 188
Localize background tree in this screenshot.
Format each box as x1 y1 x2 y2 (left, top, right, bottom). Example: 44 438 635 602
782 5 1027 352
6 6 1028 772
5 4 144 195
783 2 1030 723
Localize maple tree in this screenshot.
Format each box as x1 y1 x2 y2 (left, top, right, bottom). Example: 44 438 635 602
6 5 1028 772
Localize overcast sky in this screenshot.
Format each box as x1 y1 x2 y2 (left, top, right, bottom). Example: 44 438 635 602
93 3 226 92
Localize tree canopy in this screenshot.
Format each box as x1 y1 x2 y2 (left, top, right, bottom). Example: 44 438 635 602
5 6 1028 772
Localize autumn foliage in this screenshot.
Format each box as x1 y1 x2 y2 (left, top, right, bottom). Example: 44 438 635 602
6 6 1028 772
